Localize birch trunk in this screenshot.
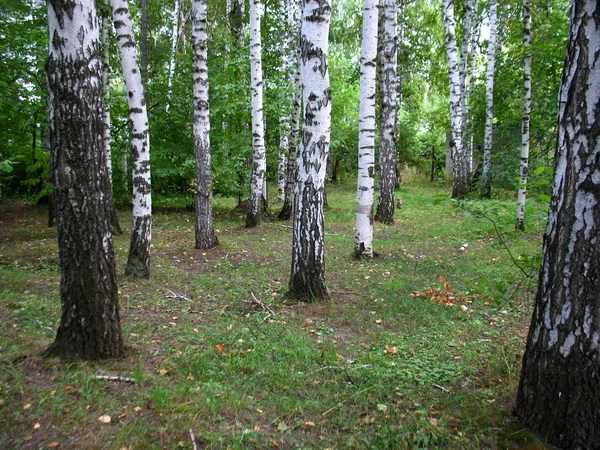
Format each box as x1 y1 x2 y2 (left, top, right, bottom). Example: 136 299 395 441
166 0 180 112
481 0 498 198
141 0 148 84
516 2 600 446
192 0 218 249
277 0 290 202
355 0 379 258
465 0 480 175
442 0 468 198
374 0 397 225
44 0 123 359
459 0 475 176
279 0 302 221
101 0 121 235
516 0 531 230
288 0 332 301
246 0 266 228
112 0 152 279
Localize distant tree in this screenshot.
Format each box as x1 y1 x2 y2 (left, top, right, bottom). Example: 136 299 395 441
355 0 379 258
288 0 332 301
374 0 397 225
44 0 124 359
480 0 498 198
246 0 267 228
111 0 153 279
459 0 476 176
515 1 600 447
192 0 218 249
166 0 181 112
442 0 469 198
515 0 531 230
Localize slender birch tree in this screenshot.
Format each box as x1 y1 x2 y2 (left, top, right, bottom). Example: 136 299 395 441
277 0 290 202
141 0 148 84
465 0 480 175
355 0 379 258
515 0 532 230
442 0 469 198
111 0 152 279
279 0 302 221
246 0 267 228
459 0 475 176
192 0 218 249
166 0 180 112
516 2 600 446
374 0 397 225
44 0 124 359
481 0 498 198
288 0 332 301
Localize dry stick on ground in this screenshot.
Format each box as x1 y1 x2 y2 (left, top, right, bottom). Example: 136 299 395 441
432 383 451 393
250 292 275 316
189 429 198 450
94 375 136 383
165 289 190 301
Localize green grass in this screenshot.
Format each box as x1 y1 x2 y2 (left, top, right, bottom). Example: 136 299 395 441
0 180 548 448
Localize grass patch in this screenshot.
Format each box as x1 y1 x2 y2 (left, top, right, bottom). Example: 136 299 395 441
0 182 547 448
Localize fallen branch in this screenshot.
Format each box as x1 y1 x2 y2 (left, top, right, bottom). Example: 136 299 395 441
165 289 190 301
432 383 450 393
329 291 361 296
190 429 198 450
251 292 275 316
95 375 136 384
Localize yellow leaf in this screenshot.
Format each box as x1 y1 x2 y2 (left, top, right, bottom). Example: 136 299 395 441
98 415 111 424
305 421 316 427
33 423 41 430
48 442 60 448
133 406 142 413
214 344 225 354
253 425 261 431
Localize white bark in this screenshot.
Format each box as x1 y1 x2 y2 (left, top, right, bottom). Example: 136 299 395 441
481 0 498 197
466 0 480 173
111 0 152 278
442 0 468 197
289 0 332 301
246 0 266 227
101 1 112 180
192 0 218 249
355 0 379 258
277 0 290 202
516 0 532 230
166 0 181 112
459 0 476 174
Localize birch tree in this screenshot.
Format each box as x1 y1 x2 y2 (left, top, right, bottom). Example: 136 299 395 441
459 0 476 175
111 0 152 279
481 0 498 198
442 0 469 198
277 0 290 202
192 0 218 249
515 0 531 230
288 0 332 301
246 0 267 228
516 2 600 446
465 0 480 174
355 0 379 258
279 0 302 221
166 0 181 112
374 0 397 225
44 0 124 359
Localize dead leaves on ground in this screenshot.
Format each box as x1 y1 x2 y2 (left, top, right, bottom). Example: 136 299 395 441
412 275 475 312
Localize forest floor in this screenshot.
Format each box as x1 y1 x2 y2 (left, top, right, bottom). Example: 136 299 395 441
0 179 553 449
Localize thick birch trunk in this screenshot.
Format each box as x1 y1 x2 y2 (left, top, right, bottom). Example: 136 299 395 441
442 0 468 198
246 0 266 228
192 0 218 250
481 0 497 198
375 0 397 225
516 2 600 446
166 0 180 112
44 0 123 359
112 0 153 279
101 0 122 235
516 0 531 230
288 0 332 301
355 0 379 258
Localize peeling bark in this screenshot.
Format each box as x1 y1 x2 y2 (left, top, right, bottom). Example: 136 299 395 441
44 0 123 360
516 2 600 447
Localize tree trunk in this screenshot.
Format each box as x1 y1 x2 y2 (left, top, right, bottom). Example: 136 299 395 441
44 0 124 360
442 0 468 198
480 0 498 198
460 0 476 177
246 0 266 228
192 0 218 250
375 0 397 225
111 0 153 279
355 0 379 258
515 2 600 447
101 0 122 235
277 0 290 203
288 0 332 302
516 0 531 231
465 0 480 177
141 0 148 85
166 0 180 112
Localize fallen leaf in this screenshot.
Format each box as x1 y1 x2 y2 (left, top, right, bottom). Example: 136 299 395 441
305 421 315 427
430 418 439 427
23 403 31 409
48 442 59 448
375 319 382 324
157 369 167 375
271 440 280 448
277 422 288 432
65 385 74 390
33 423 41 430
133 406 142 413
98 415 111 424
214 344 225 354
